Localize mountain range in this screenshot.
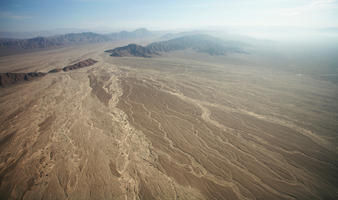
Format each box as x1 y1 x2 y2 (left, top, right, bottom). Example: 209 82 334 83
0 28 152 51
105 34 246 57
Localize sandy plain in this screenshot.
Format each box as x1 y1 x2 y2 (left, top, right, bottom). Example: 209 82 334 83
0 43 337 199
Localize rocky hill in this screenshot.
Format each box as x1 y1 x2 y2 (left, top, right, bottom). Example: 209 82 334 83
105 44 158 58
62 58 97 71
0 59 97 87
0 72 46 87
105 34 246 57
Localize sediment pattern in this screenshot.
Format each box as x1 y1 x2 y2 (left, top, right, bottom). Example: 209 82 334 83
111 57 338 199
0 47 337 199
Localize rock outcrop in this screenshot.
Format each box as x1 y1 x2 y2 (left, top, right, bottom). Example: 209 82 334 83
48 68 62 73
1 59 98 87
62 58 97 71
0 72 46 87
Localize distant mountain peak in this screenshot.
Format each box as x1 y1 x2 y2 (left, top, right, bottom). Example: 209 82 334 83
134 28 149 32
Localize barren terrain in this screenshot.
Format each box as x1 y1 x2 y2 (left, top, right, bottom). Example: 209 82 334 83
0 43 337 199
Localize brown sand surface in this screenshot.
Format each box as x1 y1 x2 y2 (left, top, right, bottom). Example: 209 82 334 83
0 44 337 199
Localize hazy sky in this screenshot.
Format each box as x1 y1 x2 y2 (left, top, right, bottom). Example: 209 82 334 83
0 0 337 32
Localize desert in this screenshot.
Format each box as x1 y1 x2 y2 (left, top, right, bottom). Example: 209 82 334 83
0 33 337 199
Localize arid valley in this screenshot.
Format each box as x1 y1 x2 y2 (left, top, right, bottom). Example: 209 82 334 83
0 36 337 200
